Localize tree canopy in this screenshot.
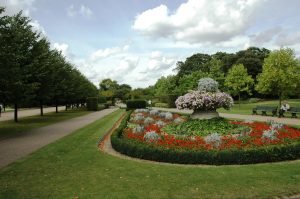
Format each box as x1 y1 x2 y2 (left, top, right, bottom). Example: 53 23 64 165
256 48 300 106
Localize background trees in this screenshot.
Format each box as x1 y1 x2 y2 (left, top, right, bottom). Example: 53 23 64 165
256 48 300 107
225 64 254 106
0 8 97 122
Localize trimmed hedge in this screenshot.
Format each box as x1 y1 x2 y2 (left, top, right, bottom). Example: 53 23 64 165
111 111 300 165
86 97 98 111
126 99 147 109
154 102 169 108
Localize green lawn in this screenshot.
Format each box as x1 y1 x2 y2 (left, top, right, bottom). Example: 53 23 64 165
0 109 299 198
0 109 90 140
218 99 300 115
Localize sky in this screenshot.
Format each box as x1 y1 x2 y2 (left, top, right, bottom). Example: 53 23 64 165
1 0 300 88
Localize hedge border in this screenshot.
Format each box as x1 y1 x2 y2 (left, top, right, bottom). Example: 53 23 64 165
111 111 300 165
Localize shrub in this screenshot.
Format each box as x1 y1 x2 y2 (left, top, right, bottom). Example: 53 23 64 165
198 78 219 92
155 103 169 108
126 99 147 109
248 98 262 103
98 96 107 104
150 109 160 116
176 91 233 111
86 97 98 111
144 131 160 143
144 117 155 125
133 125 144 133
164 112 173 120
98 104 106 110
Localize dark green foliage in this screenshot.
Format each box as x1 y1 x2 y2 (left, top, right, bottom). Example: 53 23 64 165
154 103 169 108
0 9 97 121
126 99 147 109
112 134 300 165
86 97 98 111
158 94 178 108
162 118 251 137
98 96 107 104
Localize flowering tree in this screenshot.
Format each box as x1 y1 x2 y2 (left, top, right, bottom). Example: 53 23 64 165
175 78 233 112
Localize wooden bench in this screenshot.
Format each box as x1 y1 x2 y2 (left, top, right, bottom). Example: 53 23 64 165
252 106 277 116
286 107 300 118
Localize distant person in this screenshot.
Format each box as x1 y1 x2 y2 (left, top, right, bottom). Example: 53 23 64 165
279 101 290 117
148 100 152 107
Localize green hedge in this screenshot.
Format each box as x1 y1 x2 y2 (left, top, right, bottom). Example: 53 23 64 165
157 94 178 108
126 99 147 109
111 112 300 165
154 103 169 108
86 97 98 111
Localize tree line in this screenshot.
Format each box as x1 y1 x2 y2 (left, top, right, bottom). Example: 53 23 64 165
0 8 98 122
99 47 300 108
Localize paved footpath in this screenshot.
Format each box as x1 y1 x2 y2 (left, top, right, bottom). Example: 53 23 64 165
0 106 66 122
0 108 117 168
152 107 300 126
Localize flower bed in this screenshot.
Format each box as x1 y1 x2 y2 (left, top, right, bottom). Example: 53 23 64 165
111 109 300 165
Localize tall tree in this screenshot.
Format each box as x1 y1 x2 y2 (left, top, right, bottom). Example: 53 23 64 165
175 53 211 77
225 64 254 106
0 11 38 122
256 48 300 107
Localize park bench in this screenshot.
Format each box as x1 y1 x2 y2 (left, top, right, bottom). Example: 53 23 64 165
286 107 300 118
252 106 277 116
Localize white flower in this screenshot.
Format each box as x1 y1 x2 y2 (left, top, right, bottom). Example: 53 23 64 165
204 133 222 148
144 131 160 143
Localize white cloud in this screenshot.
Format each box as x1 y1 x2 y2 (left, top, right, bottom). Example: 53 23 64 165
133 0 264 44
275 32 300 47
66 4 76 17
147 51 175 71
90 45 129 60
29 20 46 36
250 27 282 45
80 5 93 18
67 4 93 18
0 0 35 16
52 42 70 57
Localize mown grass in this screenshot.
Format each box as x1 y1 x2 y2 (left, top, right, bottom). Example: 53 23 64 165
0 109 90 140
0 109 299 198
218 99 300 115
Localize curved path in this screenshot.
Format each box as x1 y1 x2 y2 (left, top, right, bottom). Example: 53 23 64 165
0 106 66 122
0 108 117 168
152 107 300 126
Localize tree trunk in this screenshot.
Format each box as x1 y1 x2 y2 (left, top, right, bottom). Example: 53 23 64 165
56 104 58 113
238 94 241 108
14 103 18 122
65 105 68 111
40 103 43 116
279 94 282 109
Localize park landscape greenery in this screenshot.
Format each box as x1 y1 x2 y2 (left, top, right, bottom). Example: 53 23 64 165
0 8 97 122
1 6 300 199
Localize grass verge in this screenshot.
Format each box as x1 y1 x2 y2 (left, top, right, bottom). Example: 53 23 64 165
0 109 299 198
218 99 300 115
0 109 90 140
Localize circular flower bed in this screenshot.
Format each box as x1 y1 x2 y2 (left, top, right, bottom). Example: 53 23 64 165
111 109 300 165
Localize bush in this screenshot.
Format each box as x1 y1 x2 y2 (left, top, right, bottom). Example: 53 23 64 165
98 96 107 104
248 98 262 103
98 104 106 110
157 95 178 108
126 99 147 109
86 97 98 111
155 103 169 108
